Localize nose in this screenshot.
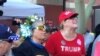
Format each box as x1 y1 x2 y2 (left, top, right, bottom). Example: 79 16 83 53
73 19 77 23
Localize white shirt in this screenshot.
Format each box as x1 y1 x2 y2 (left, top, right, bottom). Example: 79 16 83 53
84 32 95 51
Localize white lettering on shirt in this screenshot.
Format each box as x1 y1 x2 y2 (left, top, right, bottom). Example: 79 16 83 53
61 46 81 52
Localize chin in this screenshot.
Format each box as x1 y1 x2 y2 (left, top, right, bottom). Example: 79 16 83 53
72 25 78 29
73 24 78 27
74 27 78 29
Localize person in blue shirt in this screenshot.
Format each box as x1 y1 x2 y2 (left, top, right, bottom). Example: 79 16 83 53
13 20 49 56
0 24 19 56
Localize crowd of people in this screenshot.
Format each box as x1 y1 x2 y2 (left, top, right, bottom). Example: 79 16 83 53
0 10 100 56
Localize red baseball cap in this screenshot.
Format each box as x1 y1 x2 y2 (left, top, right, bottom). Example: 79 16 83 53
59 11 78 24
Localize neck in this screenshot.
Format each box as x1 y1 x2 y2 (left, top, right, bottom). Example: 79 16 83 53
31 37 43 44
60 28 77 40
62 27 76 34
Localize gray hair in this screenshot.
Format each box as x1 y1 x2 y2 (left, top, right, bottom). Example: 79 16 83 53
31 20 44 31
59 22 64 30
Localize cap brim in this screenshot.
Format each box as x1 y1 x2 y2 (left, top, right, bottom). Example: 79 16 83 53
70 13 78 18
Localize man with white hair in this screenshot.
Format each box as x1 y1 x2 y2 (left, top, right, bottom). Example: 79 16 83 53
13 20 49 56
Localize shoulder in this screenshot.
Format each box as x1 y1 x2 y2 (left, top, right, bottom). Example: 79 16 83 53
77 33 84 38
15 37 32 50
48 31 61 41
77 33 84 37
76 33 84 42
12 38 32 55
50 31 61 38
95 35 100 42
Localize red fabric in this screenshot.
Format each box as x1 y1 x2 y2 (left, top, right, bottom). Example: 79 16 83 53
94 42 100 56
59 11 78 24
45 31 85 56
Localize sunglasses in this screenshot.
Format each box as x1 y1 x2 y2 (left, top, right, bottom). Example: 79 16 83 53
35 25 46 31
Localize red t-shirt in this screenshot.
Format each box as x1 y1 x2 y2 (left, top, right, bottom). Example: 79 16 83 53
45 31 85 56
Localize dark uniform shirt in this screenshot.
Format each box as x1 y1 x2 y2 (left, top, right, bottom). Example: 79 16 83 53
13 37 49 56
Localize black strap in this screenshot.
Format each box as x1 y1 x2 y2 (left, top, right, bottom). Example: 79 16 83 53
86 42 94 56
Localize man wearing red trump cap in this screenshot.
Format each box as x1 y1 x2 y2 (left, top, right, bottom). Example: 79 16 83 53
45 11 86 56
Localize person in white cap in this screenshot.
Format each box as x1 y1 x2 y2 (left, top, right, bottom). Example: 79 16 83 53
0 24 19 56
